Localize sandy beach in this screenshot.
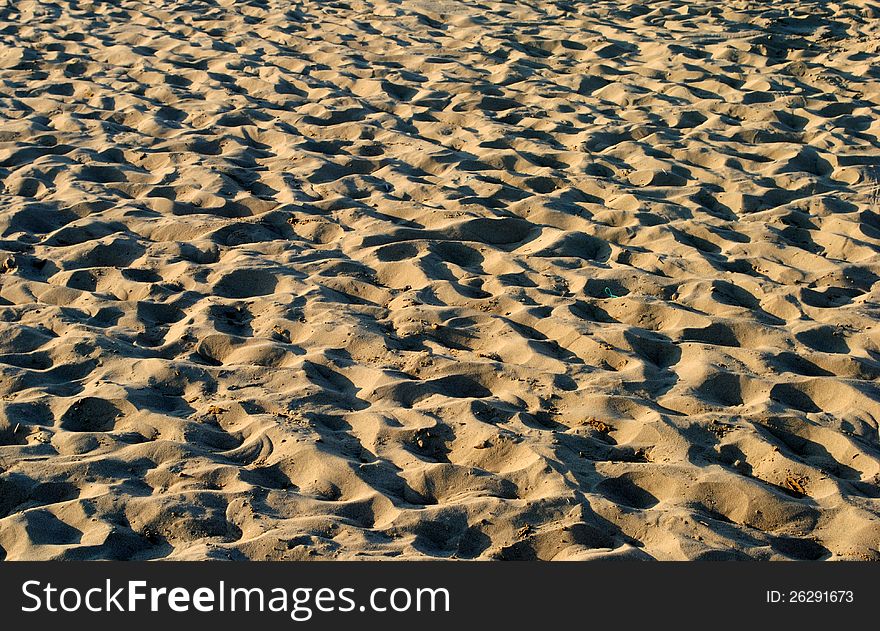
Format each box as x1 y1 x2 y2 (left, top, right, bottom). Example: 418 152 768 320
0 0 878 560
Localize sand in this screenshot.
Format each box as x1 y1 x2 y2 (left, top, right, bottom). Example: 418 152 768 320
0 0 879 561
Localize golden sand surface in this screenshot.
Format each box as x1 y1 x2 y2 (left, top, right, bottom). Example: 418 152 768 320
0 0 878 560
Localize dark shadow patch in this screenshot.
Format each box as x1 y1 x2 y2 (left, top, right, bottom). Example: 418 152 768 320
58 397 123 432
769 383 821 413
771 535 829 560
214 268 277 298
595 475 659 509
24 510 82 545
681 322 740 347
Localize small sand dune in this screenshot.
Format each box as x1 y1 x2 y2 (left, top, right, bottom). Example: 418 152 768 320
0 0 879 560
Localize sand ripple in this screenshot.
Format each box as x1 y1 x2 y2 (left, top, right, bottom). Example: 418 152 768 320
0 0 878 560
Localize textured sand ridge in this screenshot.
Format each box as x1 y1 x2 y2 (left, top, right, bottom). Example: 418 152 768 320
1 0 879 560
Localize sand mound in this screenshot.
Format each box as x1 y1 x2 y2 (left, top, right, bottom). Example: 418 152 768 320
0 0 878 560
